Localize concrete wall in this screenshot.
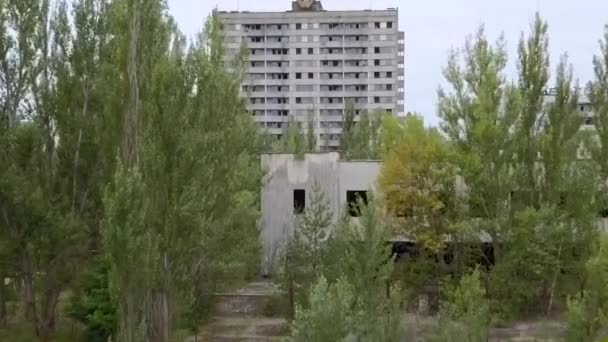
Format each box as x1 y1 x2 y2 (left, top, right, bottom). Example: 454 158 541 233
260 152 380 274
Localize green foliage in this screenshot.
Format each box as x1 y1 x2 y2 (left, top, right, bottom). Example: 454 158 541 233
328 199 402 340
565 235 608 341
431 268 490 342
291 200 403 341
341 102 385 159
280 182 333 315
588 25 608 180
65 258 115 342
287 182 333 277
272 113 318 157
279 115 306 158
102 11 263 340
379 114 458 251
433 14 599 322
291 275 354 342
306 111 317 152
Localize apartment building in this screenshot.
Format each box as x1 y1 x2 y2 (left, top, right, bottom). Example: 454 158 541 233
217 0 405 150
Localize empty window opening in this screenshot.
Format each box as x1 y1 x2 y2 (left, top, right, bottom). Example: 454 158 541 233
294 189 306 214
347 190 368 217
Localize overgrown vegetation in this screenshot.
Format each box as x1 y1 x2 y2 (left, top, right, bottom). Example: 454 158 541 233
1 0 608 340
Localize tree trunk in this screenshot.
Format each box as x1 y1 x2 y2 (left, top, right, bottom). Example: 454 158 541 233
0 271 7 328
148 253 172 342
38 284 61 341
546 242 563 316
71 85 90 213
22 251 40 337
148 289 171 342
124 0 141 170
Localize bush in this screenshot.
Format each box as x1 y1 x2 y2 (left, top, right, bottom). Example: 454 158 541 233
65 258 115 342
565 234 608 341
291 275 354 342
430 268 490 342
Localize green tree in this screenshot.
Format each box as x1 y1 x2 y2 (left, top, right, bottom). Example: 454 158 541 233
333 199 401 340
102 12 262 341
292 200 401 341
282 182 333 316
306 110 317 152
292 182 333 275
276 115 305 158
566 235 608 341
438 25 516 243
588 25 608 216
514 13 550 209
0 0 112 337
430 268 490 342
340 100 356 155
291 276 354 342
65 258 115 342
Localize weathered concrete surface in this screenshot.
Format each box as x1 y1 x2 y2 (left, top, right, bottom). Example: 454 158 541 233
401 314 567 342
194 280 289 342
260 152 380 274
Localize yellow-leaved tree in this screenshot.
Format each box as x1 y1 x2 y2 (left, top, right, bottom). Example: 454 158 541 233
378 114 458 252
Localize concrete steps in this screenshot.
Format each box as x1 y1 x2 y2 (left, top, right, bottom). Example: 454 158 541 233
204 317 289 337
196 280 289 342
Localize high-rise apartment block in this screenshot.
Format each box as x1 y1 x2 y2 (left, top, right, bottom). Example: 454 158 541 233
217 0 405 150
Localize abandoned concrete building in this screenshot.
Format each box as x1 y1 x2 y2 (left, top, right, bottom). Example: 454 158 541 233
260 152 380 274
259 151 608 274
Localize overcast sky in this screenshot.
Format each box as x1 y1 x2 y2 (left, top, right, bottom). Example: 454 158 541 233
167 0 608 126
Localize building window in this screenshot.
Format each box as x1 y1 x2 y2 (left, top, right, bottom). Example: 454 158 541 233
387 21 393 28
308 47 314 54
296 72 302 79
296 48 302 55
374 72 380 78
374 47 380 54
374 96 380 103
347 190 368 217
296 23 302 30
294 189 306 214
374 59 380 66
308 72 314 79
374 22 380 29
296 97 302 104
386 84 392 91
387 71 392 78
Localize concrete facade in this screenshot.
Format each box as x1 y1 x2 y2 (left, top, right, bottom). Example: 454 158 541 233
260 152 380 273
217 1 405 151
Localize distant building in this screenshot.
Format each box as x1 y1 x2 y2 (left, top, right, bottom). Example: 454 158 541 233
217 0 405 151
542 88 594 129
